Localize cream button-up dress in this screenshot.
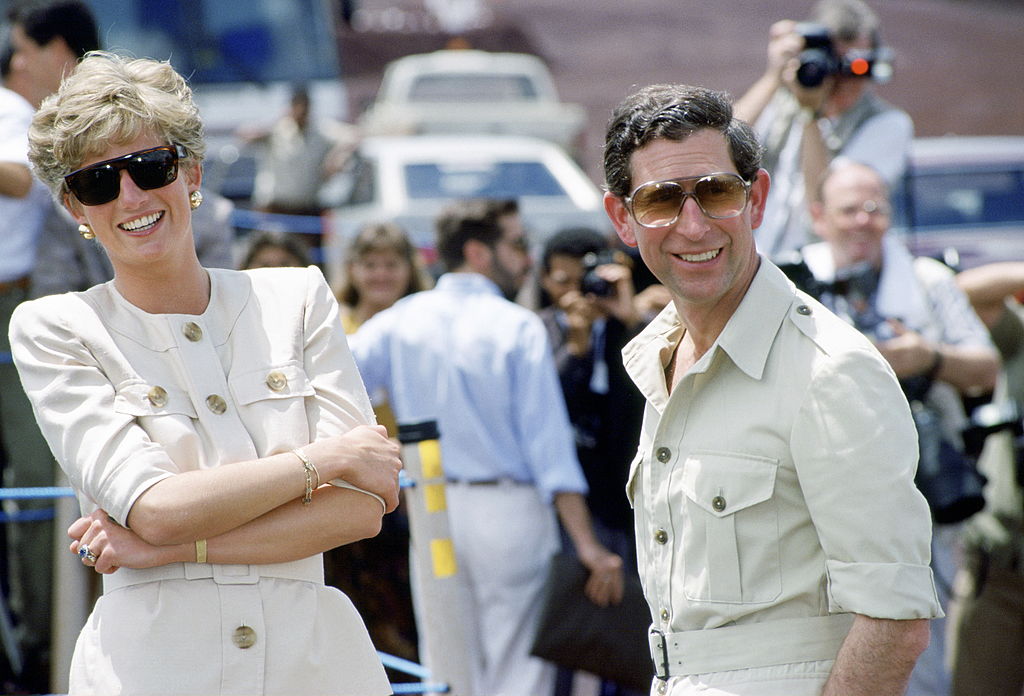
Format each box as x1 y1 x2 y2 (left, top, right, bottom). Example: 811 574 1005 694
10 266 391 695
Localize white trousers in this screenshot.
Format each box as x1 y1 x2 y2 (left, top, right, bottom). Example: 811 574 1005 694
413 481 560 696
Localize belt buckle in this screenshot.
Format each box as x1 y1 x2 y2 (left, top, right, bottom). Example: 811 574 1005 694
648 628 669 680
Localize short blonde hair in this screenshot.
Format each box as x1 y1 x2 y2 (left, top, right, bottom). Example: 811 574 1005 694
28 51 206 200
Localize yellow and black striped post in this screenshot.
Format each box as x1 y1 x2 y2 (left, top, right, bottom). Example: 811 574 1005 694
398 421 472 696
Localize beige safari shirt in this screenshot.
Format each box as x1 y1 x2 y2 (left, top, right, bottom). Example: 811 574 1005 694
622 260 942 638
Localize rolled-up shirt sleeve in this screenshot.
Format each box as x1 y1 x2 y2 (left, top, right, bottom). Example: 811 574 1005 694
299 266 376 437
791 346 942 619
9 297 177 524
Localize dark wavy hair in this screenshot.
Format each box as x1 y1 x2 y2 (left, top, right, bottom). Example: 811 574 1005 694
603 84 763 198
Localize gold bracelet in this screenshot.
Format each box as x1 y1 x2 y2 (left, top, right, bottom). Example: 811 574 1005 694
292 448 319 505
195 539 207 564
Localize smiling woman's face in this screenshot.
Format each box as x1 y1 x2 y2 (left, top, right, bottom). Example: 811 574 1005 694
65 133 201 275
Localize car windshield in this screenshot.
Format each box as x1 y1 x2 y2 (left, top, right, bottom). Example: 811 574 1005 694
895 169 1024 230
405 162 567 198
408 74 539 102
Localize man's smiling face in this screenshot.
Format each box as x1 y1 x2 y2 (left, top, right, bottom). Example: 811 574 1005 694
604 129 768 319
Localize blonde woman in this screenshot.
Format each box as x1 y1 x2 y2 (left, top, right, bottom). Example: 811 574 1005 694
10 52 400 695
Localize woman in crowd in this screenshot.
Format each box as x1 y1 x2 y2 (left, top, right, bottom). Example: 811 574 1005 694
239 229 312 270
10 52 401 695
330 221 430 667
335 221 431 335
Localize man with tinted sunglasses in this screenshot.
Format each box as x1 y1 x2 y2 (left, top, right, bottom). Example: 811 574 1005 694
602 83 940 696
0 2 99 692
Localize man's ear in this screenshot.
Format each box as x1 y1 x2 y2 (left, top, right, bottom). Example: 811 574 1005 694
748 168 770 231
604 191 637 248
462 238 493 273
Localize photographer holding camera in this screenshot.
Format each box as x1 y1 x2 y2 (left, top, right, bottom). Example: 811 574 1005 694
537 228 647 535
801 161 1000 696
530 228 650 695
734 0 912 259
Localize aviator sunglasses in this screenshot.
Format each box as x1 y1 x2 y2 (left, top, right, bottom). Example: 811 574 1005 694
625 172 751 228
64 144 187 206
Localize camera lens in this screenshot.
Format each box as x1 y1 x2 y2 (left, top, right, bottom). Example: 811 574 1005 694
796 48 836 88
581 251 614 297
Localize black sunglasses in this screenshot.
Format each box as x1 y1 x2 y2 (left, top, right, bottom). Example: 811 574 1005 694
64 144 187 206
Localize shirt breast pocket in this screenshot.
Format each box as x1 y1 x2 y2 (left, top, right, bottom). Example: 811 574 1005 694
678 451 781 604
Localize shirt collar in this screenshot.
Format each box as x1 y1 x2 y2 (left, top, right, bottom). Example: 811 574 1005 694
622 258 795 411
435 272 505 298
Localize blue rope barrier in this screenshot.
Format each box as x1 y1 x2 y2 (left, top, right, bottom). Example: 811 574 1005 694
0 486 75 501
377 651 433 680
230 208 325 235
378 652 450 694
0 508 54 523
391 683 451 694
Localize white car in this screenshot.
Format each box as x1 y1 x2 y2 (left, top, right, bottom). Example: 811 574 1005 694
357 49 587 157
322 134 610 284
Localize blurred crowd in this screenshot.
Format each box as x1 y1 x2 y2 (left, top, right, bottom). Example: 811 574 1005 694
1 0 1022 695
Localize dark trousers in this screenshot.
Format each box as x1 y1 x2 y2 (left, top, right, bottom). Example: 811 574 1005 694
949 557 1024 696
0 284 58 693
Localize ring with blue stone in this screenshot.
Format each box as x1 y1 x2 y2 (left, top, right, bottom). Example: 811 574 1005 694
78 543 97 564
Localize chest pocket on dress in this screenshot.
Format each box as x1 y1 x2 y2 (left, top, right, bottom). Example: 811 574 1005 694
229 361 314 408
114 381 197 418
113 381 199 448
678 451 781 604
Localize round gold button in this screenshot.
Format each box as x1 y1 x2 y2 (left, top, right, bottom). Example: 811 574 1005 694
206 394 227 415
232 625 256 649
654 528 668 544
660 608 670 622
147 386 168 408
657 679 668 694
712 495 727 512
266 370 288 392
655 447 671 463
182 321 203 342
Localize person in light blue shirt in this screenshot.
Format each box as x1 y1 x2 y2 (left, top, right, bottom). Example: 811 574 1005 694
350 198 624 696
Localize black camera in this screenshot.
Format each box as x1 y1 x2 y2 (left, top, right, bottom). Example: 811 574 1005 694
794 23 893 88
581 250 617 297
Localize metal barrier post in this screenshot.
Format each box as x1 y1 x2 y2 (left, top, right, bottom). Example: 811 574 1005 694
50 472 89 694
397 421 471 696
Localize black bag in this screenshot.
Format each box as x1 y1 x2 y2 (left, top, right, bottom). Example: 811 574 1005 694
529 552 653 692
912 402 987 524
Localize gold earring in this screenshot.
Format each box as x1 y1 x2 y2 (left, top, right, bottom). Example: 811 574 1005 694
78 224 95 240
189 190 203 210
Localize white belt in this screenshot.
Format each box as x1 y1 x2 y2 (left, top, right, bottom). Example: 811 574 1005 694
649 613 854 678
102 554 324 593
